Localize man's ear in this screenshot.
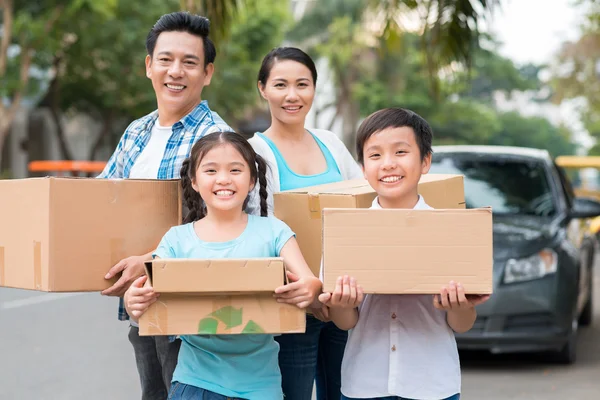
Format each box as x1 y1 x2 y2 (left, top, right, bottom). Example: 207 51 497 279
145 54 152 79
203 63 215 86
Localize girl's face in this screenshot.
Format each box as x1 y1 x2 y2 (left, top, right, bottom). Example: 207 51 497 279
191 143 254 214
259 59 315 126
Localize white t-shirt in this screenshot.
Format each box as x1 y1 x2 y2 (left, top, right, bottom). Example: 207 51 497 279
128 122 173 179
127 121 172 327
340 196 461 400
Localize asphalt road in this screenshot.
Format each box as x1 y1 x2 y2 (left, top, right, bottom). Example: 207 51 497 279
1 269 599 400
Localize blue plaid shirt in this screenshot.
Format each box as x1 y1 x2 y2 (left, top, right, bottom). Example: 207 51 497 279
97 100 232 321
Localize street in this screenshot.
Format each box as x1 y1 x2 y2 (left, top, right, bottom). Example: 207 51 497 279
1 269 599 400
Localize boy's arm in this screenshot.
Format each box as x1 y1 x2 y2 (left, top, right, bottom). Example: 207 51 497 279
327 306 359 331
433 281 490 333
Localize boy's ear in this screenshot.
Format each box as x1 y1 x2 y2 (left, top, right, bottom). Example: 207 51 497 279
361 164 367 179
421 153 432 174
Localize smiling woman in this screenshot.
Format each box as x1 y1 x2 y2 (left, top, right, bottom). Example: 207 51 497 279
246 47 363 400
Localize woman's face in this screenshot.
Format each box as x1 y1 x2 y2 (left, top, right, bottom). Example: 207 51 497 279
259 59 315 126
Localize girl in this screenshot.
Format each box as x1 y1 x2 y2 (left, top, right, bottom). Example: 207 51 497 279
246 47 363 400
124 131 322 400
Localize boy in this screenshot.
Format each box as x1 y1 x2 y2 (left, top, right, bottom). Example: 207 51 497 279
319 108 490 400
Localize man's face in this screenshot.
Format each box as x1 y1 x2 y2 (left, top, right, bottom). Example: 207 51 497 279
146 31 214 116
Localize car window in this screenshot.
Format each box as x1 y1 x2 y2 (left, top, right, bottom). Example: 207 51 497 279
430 153 557 216
553 163 574 209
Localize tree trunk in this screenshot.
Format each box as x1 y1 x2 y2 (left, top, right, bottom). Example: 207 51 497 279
89 110 114 161
0 123 8 172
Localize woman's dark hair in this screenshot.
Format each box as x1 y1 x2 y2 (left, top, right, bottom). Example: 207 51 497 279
257 47 318 87
146 12 216 68
180 132 269 222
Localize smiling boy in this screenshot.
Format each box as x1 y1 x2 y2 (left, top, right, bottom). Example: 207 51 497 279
319 108 490 400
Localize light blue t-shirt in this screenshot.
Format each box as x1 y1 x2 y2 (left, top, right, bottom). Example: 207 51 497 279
153 214 295 400
257 131 342 190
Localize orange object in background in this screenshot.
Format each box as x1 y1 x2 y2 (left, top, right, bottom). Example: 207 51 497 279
28 160 107 177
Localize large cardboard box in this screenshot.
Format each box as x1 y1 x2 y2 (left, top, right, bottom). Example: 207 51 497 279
139 258 306 336
273 174 465 276
322 208 493 294
0 177 181 292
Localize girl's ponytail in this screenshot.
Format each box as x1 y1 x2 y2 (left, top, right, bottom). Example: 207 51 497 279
256 154 269 217
180 158 203 223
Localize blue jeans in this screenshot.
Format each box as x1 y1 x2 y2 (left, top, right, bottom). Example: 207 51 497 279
168 382 246 400
341 394 460 400
275 314 348 400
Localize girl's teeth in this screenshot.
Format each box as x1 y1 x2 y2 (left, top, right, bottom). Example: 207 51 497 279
216 190 233 196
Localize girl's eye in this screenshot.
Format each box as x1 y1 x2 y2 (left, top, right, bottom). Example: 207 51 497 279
231 169 242 173
204 169 216 173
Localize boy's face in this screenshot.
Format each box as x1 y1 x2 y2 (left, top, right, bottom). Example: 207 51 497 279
361 126 431 208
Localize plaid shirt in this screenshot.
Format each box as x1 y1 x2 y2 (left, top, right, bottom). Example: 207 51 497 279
97 100 232 320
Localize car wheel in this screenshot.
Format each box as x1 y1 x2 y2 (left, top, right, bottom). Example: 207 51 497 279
555 318 578 364
579 269 594 327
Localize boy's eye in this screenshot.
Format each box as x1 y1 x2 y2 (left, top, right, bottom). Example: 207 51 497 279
369 153 381 158
396 150 407 154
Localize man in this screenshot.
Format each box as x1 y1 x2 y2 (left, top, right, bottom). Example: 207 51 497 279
97 12 232 400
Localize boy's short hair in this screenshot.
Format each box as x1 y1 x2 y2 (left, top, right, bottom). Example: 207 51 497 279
356 107 433 165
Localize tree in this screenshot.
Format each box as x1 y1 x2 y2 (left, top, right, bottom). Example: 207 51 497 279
0 0 116 169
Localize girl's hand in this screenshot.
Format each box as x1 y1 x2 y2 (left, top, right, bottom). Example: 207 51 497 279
310 304 331 322
318 275 364 309
274 271 322 309
433 281 490 311
124 275 160 320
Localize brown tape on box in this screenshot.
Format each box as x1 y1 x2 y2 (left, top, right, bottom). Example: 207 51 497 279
308 194 321 220
0 246 5 286
33 241 42 290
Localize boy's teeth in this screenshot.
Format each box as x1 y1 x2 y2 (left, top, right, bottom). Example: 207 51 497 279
216 190 234 196
166 84 184 90
381 176 401 183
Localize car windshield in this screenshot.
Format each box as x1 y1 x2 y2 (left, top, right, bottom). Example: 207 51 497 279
430 153 556 216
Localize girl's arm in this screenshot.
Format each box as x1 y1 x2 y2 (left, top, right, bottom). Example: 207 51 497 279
274 237 322 309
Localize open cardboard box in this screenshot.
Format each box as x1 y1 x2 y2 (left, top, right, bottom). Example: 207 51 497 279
0 177 181 292
138 258 306 336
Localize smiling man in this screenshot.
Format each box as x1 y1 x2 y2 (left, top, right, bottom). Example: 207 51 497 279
97 12 231 400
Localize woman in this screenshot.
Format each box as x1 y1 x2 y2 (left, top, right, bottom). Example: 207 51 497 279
247 47 363 400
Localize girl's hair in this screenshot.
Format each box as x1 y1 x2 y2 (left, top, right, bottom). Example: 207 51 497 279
257 47 318 87
180 132 269 223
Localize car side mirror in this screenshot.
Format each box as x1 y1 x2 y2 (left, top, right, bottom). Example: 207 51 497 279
569 197 600 219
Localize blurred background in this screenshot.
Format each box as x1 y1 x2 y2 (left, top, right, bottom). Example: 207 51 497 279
0 0 597 182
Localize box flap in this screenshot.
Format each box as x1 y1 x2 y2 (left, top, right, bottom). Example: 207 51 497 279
145 258 285 293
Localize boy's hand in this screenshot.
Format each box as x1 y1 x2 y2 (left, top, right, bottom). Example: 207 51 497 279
102 254 149 297
274 271 322 309
124 275 160 321
310 304 331 322
433 281 490 311
319 275 364 309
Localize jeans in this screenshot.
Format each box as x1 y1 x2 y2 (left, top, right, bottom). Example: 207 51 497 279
129 326 182 400
168 382 246 400
275 314 348 400
341 394 460 400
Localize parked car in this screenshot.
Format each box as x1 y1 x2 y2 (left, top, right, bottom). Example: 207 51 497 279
429 145 600 364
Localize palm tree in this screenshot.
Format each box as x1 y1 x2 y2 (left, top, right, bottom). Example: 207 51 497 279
179 0 245 43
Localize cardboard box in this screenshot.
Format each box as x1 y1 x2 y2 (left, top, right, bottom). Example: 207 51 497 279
322 208 493 294
273 174 465 276
139 258 306 336
0 177 181 292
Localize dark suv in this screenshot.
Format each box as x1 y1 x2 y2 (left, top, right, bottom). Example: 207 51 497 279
429 145 600 363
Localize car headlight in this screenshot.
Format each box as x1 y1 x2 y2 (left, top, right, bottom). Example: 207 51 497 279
503 249 558 284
